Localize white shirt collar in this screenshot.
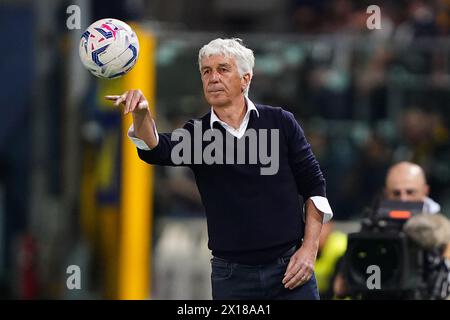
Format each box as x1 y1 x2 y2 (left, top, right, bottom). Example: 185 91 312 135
423 196 441 214
210 97 259 130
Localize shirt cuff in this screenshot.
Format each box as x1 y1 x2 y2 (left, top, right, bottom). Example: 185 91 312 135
127 124 159 151
309 196 333 223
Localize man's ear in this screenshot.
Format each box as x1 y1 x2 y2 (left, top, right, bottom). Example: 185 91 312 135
241 73 251 91
424 184 430 196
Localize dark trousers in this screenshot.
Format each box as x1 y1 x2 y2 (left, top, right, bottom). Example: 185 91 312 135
211 247 320 300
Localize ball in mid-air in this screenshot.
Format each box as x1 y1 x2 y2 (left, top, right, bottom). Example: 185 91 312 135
79 18 139 79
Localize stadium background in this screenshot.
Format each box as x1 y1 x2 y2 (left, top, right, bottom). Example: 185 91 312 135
0 0 449 299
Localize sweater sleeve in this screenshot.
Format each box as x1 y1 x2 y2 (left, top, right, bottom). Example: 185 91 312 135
135 119 195 167
281 109 326 199
281 109 333 222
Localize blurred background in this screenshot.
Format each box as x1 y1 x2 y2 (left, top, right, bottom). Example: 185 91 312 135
0 0 449 299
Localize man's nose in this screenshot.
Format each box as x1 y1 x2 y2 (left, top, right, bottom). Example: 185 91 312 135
399 192 410 201
209 70 220 82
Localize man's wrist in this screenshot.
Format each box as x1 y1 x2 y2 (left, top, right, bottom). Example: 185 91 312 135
132 110 158 148
132 107 151 123
301 239 319 254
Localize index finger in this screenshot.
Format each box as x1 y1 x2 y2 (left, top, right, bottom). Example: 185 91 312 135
105 95 121 101
283 259 301 284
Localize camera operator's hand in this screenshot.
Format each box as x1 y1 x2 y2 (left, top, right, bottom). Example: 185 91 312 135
333 272 348 298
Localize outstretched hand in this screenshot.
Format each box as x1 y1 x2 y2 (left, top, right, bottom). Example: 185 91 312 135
105 89 149 115
105 89 158 149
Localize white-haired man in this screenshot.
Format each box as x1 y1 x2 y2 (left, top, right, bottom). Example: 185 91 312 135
106 38 333 300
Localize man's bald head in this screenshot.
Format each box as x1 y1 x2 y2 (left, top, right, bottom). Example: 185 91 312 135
385 161 429 202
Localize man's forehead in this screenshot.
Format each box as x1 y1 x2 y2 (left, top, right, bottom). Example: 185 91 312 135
200 54 236 67
386 176 425 190
386 165 427 186
388 185 420 191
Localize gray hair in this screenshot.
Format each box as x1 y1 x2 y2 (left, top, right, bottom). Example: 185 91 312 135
198 38 255 97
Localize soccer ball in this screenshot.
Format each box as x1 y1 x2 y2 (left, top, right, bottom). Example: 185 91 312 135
79 18 139 79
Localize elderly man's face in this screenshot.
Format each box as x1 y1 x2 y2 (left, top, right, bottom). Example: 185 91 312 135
200 54 249 107
385 166 429 202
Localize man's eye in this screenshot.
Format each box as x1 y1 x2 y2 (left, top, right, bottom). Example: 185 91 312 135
393 191 401 197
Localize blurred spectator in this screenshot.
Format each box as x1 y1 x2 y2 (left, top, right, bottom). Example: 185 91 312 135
290 0 326 34
395 0 439 41
436 0 450 35
350 133 393 216
393 108 450 209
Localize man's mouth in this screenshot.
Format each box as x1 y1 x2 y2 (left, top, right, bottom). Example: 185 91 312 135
208 88 224 93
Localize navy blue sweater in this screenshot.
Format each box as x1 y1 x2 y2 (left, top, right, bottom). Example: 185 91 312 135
137 104 326 264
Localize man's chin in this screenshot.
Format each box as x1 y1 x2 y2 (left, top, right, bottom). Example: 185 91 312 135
206 96 229 107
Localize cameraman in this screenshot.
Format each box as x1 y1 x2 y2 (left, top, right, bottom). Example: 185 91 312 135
385 161 450 259
334 161 450 298
384 161 440 215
